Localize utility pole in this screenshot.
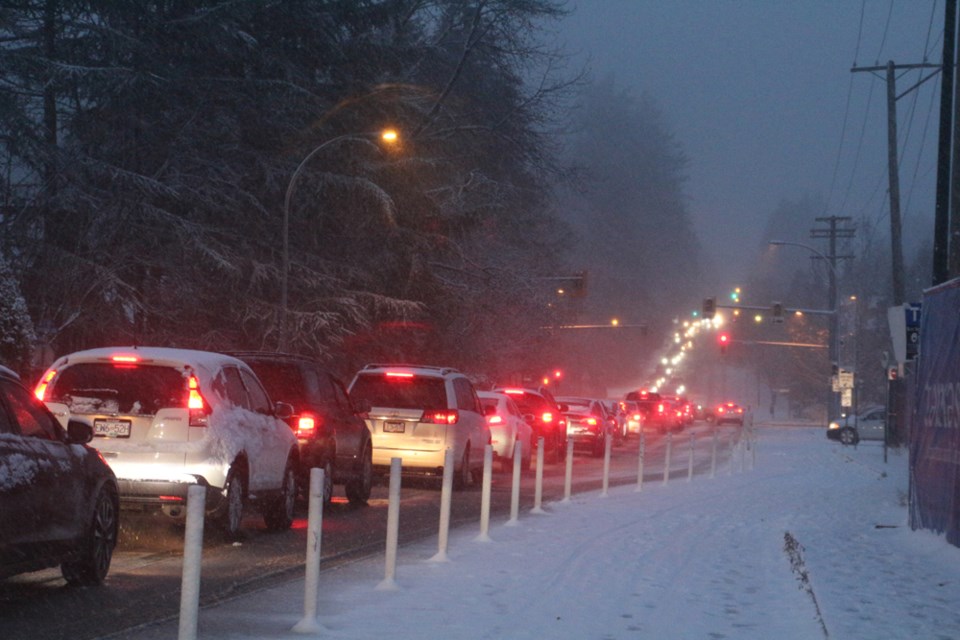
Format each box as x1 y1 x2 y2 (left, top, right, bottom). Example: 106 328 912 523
852 61 940 304
810 218 855 421
935 0 956 284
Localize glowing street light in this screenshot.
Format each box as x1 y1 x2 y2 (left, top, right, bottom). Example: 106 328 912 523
280 128 400 350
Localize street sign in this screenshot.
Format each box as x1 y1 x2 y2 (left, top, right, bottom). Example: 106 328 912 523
838 369 854 390
841 388 853 407
888 303 922 364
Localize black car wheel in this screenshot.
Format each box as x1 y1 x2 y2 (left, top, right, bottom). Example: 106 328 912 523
345 445 373 506
217 466 246 538
839 427 859 446
453 445 471 490
62 484 118 586
264 461 297 531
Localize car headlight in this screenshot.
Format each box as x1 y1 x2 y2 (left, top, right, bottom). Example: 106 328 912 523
828 422 840 430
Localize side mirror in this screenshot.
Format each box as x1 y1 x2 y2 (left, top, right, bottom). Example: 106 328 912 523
66 419 94 444
274 401 294 420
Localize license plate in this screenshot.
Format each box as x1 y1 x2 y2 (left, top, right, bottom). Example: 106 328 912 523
94 419 131 438
383 421 405 434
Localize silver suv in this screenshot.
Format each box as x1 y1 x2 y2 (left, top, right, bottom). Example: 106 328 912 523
36 347 300 536
348 364 489 488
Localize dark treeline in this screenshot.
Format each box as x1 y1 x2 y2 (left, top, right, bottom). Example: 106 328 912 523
1 0 701 389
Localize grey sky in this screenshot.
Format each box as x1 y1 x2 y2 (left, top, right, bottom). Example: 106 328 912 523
557 1 943 287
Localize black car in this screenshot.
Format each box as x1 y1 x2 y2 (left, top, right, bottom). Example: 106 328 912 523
492 386 568 463
0 365 119 585
230 352 373 506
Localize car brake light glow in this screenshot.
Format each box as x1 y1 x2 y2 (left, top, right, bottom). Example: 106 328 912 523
385 371 414 379
34 370 56 401
422 410 459 425
585 417 598 426
488 415 504 425
111 354 140 363
657 403 665 414
297 415 317 438
502 388 524 395
187 375 209 426
542 412 553 423
717 406 726 414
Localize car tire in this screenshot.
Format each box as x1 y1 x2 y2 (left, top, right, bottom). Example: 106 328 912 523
839 427 859 446
264 461 297 531
592 436 605 458
62 484 118 586
217 466 247 538
454 445 471 490
345 445 373 506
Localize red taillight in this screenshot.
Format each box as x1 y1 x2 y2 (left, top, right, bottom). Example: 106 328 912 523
502 388 524 395
187 375 209 426
297 414 317 438
488 415 504 425
717 406 726 414
422 410 459 425
542 411 554 423
585 417 598 426
34 370 56 401
111 354 140 363
385 371 414 379
632 413 641 421
657 403 665 414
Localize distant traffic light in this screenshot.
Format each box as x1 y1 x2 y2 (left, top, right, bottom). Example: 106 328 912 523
718 332 730 354
772 302 784 323
702 297 716 319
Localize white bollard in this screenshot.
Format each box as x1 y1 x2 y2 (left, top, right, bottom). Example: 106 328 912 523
377 458 402 590
635 431 645 492
687 432 695 482
429 449 455 563
710 429 718 479
507 440 522 526
531 437 546 514
292 468 325 634
177 485 205 640
562 435 574 503
662 432 673 486
728 437 735 476
750 425 756 470
601 433 612 497
476 445 493 542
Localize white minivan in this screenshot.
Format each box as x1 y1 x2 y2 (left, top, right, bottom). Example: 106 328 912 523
348 364 490 488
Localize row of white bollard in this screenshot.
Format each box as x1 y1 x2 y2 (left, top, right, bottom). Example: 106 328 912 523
176 423 757 637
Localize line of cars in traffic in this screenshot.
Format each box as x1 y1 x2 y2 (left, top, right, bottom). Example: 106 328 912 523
2 342 746 586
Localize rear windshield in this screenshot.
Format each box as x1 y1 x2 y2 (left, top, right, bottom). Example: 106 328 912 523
350 373 447 410
242 361 308 405
47 363 185 416
508 393 550 416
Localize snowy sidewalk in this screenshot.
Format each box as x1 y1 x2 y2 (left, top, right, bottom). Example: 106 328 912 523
111 428 960 640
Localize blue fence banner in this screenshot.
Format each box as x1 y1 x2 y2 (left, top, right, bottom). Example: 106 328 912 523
911 278 960 546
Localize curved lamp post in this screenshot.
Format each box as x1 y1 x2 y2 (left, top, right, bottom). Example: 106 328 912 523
768 239 841 419
279 128 399 351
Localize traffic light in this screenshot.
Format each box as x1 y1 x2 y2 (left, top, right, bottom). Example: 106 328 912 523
718 332 730 354
772 301 784 323
702 297 716 320
569 271 588 298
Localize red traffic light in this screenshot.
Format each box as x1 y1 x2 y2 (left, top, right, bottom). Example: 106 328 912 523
718 332 730 353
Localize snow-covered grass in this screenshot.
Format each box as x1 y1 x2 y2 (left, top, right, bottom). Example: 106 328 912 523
118 427 960 639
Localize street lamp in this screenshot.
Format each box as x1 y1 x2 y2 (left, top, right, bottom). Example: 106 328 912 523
279 128 399 351
768 239 841 418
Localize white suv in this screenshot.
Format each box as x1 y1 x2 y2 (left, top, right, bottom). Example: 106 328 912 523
36 347 300 536
348 364 489 488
